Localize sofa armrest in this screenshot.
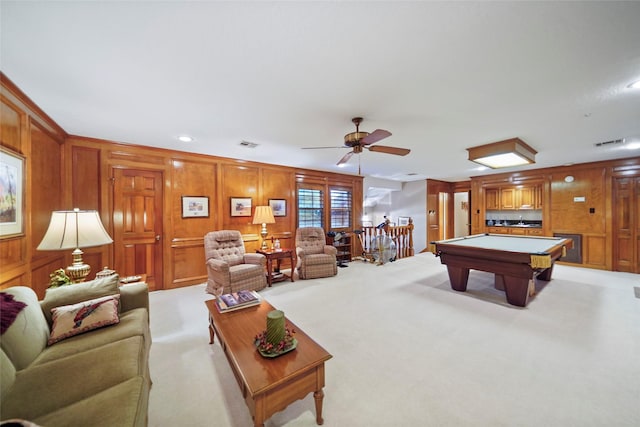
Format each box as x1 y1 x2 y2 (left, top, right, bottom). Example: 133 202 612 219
243 253 266 266
206 258 230 273
324 245 338 256
296 248 306 258
119 282 149 314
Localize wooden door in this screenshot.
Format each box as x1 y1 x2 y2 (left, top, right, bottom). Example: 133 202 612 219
613 176 640 273
112 168 163 290
426 179 454 251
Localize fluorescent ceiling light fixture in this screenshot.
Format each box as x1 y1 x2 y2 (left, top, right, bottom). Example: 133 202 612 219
178 135 193 142
467 137 537 169
627 80 640 89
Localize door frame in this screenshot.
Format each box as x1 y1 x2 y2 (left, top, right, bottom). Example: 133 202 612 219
612 171 640 273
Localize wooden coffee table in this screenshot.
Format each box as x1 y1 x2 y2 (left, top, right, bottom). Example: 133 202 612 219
205 298 332 426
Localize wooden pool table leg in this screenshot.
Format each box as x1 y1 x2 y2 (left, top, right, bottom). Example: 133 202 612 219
537 265 554 281
446 266 470 291
502 275 530 307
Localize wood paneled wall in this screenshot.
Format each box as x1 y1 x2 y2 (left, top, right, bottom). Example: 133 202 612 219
470 157 640 270
1 73 363 295
0 74 70 297
64 137 362 291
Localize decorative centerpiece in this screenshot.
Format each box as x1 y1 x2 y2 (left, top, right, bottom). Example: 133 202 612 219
254 309 297 358
48 269 72 288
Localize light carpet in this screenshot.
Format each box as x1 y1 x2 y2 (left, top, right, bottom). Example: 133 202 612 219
148 253 640 427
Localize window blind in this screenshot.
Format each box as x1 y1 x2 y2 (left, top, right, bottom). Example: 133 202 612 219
298 188 323 228
330 189 352 229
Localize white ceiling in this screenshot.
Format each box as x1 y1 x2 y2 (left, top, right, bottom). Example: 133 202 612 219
2 1 640 182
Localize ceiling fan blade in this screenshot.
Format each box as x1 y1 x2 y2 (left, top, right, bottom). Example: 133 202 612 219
361 129 391 145
368 145 411 156
302 146 347 150
337 151 355 165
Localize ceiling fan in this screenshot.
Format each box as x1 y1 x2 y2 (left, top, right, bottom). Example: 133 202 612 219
303 117 411 168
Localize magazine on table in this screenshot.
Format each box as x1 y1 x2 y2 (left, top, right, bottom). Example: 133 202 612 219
215 290 261 312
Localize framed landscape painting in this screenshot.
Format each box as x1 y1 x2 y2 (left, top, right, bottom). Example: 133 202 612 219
0 148 24 238
182 196 209 218
231 197 252 217
269 199 286 217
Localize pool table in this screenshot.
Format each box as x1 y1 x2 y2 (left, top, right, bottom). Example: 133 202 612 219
433 234 573 307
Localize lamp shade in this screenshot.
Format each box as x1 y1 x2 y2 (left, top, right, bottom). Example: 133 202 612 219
467 138 537 169
37 209 113 250
252 206 275 225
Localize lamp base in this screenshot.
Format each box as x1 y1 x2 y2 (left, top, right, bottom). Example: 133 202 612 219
261 223 269 251
66 248 91 283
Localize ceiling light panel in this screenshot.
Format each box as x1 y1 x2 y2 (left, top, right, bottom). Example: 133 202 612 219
467 138 537 169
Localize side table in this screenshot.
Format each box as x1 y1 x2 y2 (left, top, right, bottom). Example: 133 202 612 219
256 248 295 287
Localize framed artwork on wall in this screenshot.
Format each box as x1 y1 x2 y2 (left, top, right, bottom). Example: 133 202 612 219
268 199 286 217
231 197 252 217
0 148 25 238
398 216 410 226
182 196 209 218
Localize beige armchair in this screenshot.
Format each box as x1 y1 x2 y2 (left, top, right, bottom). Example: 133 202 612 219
295 227 338 279
204 230 267 295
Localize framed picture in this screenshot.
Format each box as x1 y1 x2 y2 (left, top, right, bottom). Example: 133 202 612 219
269 199 286 217
398 216 410 226
181 196 209 218
0 148 25 238
231 197 252 217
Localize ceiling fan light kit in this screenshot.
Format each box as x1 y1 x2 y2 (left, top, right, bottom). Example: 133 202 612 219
467 137 537 169
302 117 411 173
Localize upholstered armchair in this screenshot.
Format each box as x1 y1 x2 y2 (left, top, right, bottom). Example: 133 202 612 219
295 227 338 279
204 230 267 295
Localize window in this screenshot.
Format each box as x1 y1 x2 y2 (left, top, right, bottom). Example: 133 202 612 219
298 188 323 228
330 188 352 229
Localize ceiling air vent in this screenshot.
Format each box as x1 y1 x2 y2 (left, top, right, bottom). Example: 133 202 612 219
240 140 259 148
594 138 625 147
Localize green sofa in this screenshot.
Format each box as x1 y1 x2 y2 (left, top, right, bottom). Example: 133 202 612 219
0 275 151 426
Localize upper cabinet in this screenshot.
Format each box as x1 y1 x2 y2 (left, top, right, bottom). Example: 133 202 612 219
500 188 517 209
485 185 542 210
485 188 499 210
517 186 536 209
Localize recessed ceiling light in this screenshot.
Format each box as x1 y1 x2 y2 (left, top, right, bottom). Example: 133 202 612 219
627 80 640 89
178 135 193 142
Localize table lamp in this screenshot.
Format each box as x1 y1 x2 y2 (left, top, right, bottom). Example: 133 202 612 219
37 208 113 283
252 206 275 250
